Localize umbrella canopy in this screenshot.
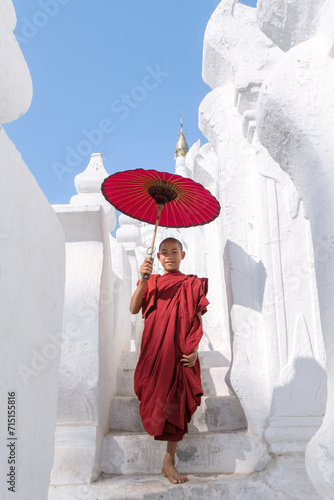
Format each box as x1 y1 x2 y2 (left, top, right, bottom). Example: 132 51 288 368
101 168 220 228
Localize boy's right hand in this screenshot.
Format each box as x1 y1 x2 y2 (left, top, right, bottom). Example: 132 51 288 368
130 258 153 314
140 258 154 280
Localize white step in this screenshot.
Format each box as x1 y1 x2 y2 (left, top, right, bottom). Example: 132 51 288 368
116 365 231 397
110 396 144 432
119 351 139 370
101 431 269 475
49 455 318 500
110 395 246 433
189 395 246 432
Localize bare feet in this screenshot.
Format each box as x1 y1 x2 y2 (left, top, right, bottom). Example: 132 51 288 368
161 457 188 484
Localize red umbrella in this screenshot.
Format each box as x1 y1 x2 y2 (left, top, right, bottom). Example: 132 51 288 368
101 168 220 267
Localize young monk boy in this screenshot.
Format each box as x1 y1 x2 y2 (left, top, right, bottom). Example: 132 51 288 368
129 237 209 484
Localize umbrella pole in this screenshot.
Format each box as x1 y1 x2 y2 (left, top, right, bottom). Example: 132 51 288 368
144 203 164 279
149 203 164 257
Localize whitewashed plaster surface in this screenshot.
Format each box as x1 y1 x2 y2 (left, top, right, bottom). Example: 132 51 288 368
0 0 32 123
0 1 65 499
197 0 328 494
257 0 333 52
256 8 334 497
203 0 283 102
51 154 133 485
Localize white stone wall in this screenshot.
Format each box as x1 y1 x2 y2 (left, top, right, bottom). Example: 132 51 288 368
257 0 328 51
51 155 132 485
197 0 327 475
0 2 65 499
256 2 334 495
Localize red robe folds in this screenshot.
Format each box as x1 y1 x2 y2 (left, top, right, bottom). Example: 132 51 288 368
134 271 209 442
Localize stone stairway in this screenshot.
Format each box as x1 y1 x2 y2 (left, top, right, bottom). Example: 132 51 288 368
49 352 278 500
49 456 320 500
101 351 252 476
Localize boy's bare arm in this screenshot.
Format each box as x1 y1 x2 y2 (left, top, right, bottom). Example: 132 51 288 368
129 258 153 314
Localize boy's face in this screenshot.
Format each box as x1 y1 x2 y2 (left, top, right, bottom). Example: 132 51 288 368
157 240 185 273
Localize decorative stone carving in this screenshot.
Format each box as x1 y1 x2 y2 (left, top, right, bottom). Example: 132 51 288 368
200 0 326 476
257 0 328 52
203 0 282 96
256 10 334 496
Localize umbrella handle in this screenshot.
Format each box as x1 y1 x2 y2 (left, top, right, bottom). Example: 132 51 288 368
144 203 164 279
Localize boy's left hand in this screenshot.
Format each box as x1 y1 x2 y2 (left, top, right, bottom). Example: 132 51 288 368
180 351 198 368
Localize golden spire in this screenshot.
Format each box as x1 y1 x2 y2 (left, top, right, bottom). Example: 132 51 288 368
175 111 189 159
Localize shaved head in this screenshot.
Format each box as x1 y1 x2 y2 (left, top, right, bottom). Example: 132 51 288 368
158 238 183 252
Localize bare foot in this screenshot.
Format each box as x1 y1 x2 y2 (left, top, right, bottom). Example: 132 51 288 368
161 458 188 484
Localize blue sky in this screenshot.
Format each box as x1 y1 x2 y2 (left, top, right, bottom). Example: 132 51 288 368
5 0 257 207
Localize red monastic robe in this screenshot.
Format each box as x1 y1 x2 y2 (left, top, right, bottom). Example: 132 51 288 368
134 271 209 442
